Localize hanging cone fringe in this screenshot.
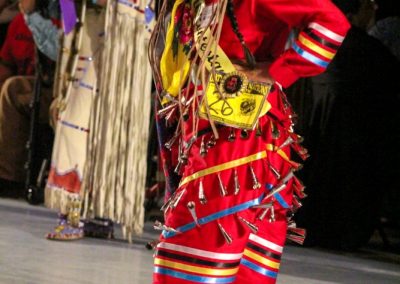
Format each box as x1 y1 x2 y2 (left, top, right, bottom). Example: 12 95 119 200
292 195 303 210
154 220 179 233
187 201 200 226
198 179 207 204
268 163 281 179
249 164 261 189
265 183 286 199
233 168 240 195
258 208 270 221
228 128 236 142
165 134 178 150
287 233 305 245
170 189 186 209
217 173 228 196
293 176 307 199
238 216 258 234
269 206 276 222
217 222 233 244
278 136 294 150
200 136 207 156
207 136 217 148
288 226 306 237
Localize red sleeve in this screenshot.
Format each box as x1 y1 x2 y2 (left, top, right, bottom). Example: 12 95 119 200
254 0 350 87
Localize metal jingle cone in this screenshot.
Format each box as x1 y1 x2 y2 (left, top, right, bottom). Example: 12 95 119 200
175 150 188 174
292 196 303 210
182 108 190 121
217 173 228 196
228 128 236 142
164 134 178 150
160 197 172 212
298 148 310 160
288 226 306 237
293 175 305 191
269 206 276 223
233 168 240 195
187 201 200 226
238 216 258 234
174 142 186 174
287 220 297 228
165 107 177 123
153 220 179 233
170 189 186 209
290 161 303 171
265 183 286 199
286 233 305 245
153 220 164 230
240 129 249 139
291 142 310 161
252 202 273 209
268 162 281 179
281 170 295 184
258 207 270 221
198 180 207 204
157 102 177 117
277 135 294 150
249 164 261 189
281 155 303 171
296 134 304 143
200 136 208 157
293 180 307 199
217 222 233 244
207 136 216 148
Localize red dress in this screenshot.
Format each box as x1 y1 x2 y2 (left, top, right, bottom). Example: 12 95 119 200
153 1 349 283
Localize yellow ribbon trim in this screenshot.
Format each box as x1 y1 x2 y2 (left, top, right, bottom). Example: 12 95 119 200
243 249 281 269
179 144 296 187
180 151 267 186
159 0 191 97
298 34 335 60
266 143 291 164
154 258 239 276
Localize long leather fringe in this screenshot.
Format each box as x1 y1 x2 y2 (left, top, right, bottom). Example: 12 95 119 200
81 0 153 241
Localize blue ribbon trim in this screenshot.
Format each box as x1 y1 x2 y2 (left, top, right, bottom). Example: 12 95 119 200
154 267 236 283
292 42 329 68
162 195 265 238
240 258 278 279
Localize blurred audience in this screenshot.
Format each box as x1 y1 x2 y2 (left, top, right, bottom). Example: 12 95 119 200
0 0 58 198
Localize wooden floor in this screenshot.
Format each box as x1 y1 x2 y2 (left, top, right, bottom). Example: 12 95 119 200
0 198 399 284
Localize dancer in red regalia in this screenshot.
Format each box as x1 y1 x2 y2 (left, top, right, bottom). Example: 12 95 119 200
149 0 350 283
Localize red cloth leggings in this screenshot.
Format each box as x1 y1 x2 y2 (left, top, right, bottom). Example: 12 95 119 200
153 207 289 284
